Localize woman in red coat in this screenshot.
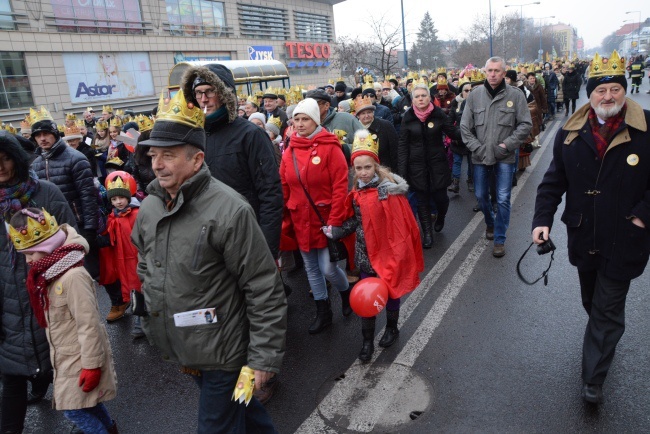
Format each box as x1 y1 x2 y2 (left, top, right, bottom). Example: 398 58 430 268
280 98 351 334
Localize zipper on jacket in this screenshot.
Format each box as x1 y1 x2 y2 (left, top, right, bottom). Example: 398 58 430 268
191 225 208 270
588 159 606 255
72 202 82 224
45 158 50 181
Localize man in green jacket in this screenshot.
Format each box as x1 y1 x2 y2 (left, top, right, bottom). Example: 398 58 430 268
132 90 287 433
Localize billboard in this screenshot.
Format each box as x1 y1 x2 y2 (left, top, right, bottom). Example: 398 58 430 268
62 52 154 103
50 0 143 33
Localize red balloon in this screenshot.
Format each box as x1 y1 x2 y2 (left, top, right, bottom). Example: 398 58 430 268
350 277 389 318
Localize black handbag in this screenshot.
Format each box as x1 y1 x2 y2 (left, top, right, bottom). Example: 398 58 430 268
291 150 348 263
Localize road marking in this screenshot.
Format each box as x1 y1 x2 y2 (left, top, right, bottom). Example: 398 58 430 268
296 125 558 433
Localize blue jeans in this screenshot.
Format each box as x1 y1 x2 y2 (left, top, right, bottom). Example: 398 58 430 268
63 403 113 434
452 153 473 180
301 247 349 300
193 369 277 434
473 163 514 245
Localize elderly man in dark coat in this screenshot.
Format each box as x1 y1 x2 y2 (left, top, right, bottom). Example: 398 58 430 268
355 96 399 172
533 51 650 405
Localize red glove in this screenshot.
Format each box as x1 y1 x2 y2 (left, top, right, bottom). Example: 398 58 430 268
78 368 101 393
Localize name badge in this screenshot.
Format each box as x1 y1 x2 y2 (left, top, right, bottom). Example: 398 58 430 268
173 308 217 327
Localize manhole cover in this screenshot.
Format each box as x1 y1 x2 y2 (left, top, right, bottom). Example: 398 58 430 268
315 363 433 432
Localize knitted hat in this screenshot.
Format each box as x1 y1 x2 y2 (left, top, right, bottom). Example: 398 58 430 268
362 88 377 98
292 98 320 125
586 75 627 98
265 117 281 137
337 99 352 113
248 112 266 125
505 70 518 83
105 171 136 201
335 81 346 92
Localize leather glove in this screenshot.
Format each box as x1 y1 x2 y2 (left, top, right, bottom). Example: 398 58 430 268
322 225 344 240
78 368 101 393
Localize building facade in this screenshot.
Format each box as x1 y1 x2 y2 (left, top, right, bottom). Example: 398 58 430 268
0 0 343 124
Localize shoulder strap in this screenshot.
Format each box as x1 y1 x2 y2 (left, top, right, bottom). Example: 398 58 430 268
291 149 327 226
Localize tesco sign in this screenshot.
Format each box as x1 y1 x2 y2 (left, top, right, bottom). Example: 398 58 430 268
284 42 331 59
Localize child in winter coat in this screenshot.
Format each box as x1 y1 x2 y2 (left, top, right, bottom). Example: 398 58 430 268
97 171 142 337
324 130 424 361
9 208 118 433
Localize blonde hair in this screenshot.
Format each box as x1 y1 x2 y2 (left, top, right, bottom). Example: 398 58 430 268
351 158 396 188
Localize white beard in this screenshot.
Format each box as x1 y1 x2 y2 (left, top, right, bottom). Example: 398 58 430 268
592 100 624 120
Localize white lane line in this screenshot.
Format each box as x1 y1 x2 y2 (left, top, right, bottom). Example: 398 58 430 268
295 127 557 433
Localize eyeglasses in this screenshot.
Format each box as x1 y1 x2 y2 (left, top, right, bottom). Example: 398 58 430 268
194 89 216 99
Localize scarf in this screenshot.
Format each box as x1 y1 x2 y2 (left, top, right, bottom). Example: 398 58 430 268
413 102 434 123
484 80 506 99
588 104 627 160
25 243 86 328
0 171 40 222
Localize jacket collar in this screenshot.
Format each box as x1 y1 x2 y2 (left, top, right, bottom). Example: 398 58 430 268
147 164 212 212
563 98 647 133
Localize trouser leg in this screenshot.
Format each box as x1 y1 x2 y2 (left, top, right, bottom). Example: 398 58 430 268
1 374 28 433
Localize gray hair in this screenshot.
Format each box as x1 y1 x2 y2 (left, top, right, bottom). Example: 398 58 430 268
411 82 430 97
485 57 507 71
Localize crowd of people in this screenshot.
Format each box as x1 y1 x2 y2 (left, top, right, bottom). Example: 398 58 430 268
1 49 649 432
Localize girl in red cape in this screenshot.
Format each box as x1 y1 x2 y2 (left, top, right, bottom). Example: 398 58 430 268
324 130 424 362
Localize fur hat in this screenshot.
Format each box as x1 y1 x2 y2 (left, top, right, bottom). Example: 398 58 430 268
292 98 320 125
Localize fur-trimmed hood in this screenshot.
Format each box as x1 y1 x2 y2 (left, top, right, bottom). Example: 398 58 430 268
180 66 238 124
379 173 409 196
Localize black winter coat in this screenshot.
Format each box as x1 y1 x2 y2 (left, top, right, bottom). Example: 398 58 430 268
31 140 98 231
367 117 399 172
449 98 470 156
398 106 460 193
74 141 98 176
562 71 581 100
0 181 76 376
533 100 650 280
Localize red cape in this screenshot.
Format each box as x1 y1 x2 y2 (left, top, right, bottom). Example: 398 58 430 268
99 206 141 301
345 187 424 298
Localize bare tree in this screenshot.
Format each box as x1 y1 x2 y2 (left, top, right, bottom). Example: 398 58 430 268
366 13 402 77
330 36 374 76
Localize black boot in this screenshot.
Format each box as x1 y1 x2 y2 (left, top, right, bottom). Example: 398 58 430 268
417 206 433 249
359 317 376 362
447 178 460 193
434 213 446 233
339 287 353 317
379 310 400 348
308 299 333 334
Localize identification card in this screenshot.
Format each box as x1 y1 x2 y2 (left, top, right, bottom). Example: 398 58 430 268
173 308 217 327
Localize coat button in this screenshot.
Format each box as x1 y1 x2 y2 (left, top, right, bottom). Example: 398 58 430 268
22 279 26 283
155 261 161 267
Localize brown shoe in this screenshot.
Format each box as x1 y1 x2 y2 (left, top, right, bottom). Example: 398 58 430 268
485 226 494 240
254 374 279 405
106 303 129 322
493 244 505 258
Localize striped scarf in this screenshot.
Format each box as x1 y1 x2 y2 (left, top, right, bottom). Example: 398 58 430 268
588 104 627 160
25 243 86 328
0 171 40 222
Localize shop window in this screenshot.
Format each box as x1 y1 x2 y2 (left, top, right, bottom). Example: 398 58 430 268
294 11 332 43
238 3 288 41
0 52 33 110
49 0 145 34
166 0 226 36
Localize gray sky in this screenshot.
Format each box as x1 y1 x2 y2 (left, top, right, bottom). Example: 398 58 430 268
333 0 646 50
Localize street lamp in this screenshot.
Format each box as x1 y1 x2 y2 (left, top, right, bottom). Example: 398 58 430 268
625 10 642 55
401 0 407 67
535 16 555 62
505 2 541 63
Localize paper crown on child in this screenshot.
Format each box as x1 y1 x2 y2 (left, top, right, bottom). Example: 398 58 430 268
9 208 59 251
96 120 109 131
351 129 379 164
105 171 136 201
109 117 123 128
65 112 77 121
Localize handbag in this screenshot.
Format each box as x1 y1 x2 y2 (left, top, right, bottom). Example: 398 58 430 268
291 150 348 263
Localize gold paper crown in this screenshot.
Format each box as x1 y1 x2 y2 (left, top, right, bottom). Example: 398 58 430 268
106 157 125 167
156 90 205 129
75 119 85 128
29 106 54 125
468 69 486 83
107 174 128 191
336 77 345 83
414 77 427 87
109 117 122 128
102 105 113 113
134 114 154 132
351 129 378 158
420 69 429 78
267 115 282 130
115 109 124 117
589 50 625 78
407 71 419 80
96 120 109 130
64 125 82 137
457 76 471 88
355 95 374 113
361 74 374 90
65 112 77 121
9 208 59 251
246 95 258 106
385 74 396 81
86 106 94 112
334 129 347 145
20 116 31 130
2 123 16 134
437 76 449 87
57 125 65 133
254 90 264 98
381 80 392 89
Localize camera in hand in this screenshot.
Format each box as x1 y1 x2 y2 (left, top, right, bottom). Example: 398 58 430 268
536 234 556 255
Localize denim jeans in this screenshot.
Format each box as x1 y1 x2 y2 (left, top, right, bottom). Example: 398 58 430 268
301 247 349 300
63 403 113 434
473 163 514 244
452 153 473 180
193 369 277 434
